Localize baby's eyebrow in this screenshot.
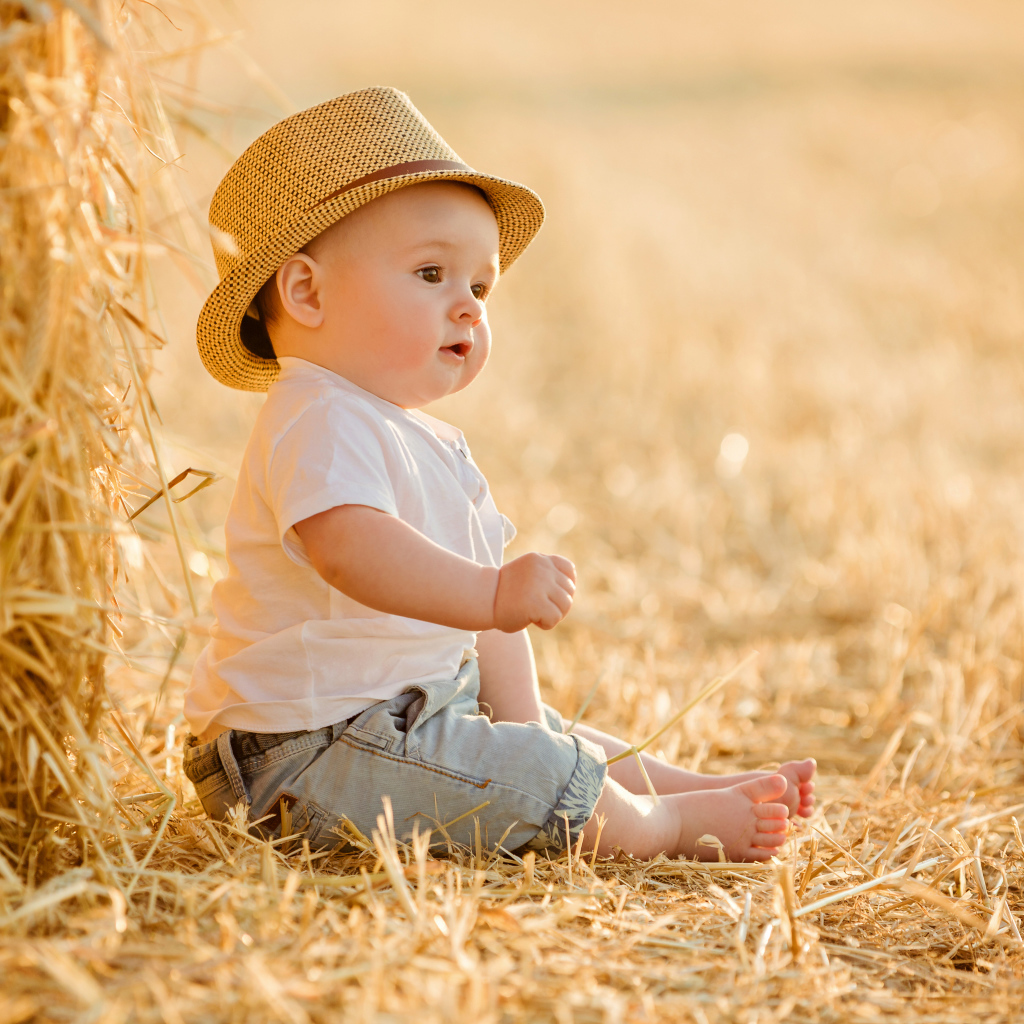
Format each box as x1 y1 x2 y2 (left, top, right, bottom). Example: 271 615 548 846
405 238 498 260
403 240 500 272
405 239 459 252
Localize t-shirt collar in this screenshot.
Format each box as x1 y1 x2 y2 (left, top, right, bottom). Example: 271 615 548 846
274 356 464 443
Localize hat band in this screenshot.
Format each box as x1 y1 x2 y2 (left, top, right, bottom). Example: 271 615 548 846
313 159 472 209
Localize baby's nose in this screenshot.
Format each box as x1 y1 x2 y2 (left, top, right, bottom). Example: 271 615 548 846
456 294 485 325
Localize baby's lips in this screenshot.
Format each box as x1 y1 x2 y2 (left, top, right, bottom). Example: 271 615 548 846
442 336 474 357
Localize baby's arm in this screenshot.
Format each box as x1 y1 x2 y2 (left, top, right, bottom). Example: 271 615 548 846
293 504 576 632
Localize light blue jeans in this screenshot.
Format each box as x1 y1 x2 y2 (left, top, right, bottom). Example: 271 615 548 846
183 659 607 854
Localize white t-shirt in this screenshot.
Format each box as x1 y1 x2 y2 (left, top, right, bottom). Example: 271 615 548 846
183 357 515 735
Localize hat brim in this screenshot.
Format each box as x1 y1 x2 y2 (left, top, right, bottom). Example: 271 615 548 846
196 169 544 392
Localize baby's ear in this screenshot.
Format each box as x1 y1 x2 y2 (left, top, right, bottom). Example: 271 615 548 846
277 254 324 328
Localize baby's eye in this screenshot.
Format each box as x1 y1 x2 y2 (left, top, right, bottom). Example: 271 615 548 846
471 283 486 300
417 266 441 284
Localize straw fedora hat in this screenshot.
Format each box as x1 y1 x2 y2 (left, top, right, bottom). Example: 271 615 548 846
197 86 545 392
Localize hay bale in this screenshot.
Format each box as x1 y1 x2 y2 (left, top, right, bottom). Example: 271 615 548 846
0 0 193 881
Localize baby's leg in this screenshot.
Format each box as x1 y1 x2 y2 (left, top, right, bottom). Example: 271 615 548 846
573 721 816 819
474 628 547 725
582 773 790 861
472 631 816 818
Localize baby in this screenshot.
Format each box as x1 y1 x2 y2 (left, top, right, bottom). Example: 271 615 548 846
183 87 815 862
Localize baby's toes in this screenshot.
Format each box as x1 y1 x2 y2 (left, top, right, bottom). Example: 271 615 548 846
781 758 816 785
739 774 788 804
751 829 788 850
753 801 790 821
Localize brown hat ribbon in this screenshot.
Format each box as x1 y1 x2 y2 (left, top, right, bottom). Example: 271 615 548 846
314 159 471 209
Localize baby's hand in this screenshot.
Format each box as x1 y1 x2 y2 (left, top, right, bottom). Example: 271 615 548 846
493 553 576 631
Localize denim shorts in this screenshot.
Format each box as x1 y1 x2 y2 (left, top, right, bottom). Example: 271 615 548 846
182 659 607 854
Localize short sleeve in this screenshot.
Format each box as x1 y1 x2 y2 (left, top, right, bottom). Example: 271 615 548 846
266 398 399 567
500 514 517 548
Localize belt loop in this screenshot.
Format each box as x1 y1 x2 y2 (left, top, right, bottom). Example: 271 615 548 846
216 730 251 807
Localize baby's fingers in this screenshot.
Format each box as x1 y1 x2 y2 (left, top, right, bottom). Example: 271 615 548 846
549 582 574 615
532 606 563 630
549 555 577 584
533 591 574 629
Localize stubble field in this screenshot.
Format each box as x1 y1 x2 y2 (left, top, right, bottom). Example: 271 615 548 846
4 1 1024 1021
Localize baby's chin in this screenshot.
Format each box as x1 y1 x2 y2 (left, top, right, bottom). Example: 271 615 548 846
355 352 484 408
384 379 467 410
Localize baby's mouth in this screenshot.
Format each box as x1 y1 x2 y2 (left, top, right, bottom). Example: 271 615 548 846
442 340 472 358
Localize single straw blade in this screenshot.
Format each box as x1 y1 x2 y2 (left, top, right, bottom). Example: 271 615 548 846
606 652 759 766
632 748 660 805
566 659 618 735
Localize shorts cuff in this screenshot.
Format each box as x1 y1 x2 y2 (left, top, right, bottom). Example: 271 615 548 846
542 704 565 733
524 733 607 853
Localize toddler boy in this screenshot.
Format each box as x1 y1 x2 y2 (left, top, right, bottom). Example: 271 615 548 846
183 87 815 861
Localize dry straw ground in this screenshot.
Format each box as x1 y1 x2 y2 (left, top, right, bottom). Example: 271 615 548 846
2 1 1024 1021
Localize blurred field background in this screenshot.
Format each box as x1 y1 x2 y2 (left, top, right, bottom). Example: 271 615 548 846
5 1 1024 1021
148 0 1024 780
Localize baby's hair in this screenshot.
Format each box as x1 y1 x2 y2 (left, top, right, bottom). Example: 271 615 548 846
253 273 281 337
240 181 491 361
242 277 279 359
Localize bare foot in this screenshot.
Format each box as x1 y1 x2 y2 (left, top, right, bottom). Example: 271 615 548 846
709 759 816 818
777 758 816 818
674 775 790 862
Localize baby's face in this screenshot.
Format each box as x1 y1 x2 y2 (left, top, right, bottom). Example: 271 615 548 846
275 182 500 408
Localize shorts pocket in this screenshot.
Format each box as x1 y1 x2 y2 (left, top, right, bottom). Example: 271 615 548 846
256 790 330 848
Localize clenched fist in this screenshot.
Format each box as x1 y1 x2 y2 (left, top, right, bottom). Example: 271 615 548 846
493 553 577 632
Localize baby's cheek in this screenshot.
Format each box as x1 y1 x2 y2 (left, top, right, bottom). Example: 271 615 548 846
471 316 492 361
